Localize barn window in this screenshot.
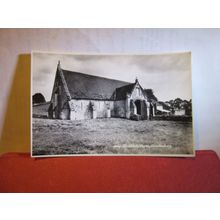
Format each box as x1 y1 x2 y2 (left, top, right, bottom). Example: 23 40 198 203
54 93 58 106
136 87 141 96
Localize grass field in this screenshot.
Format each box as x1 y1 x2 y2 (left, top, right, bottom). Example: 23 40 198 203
32 118 193 156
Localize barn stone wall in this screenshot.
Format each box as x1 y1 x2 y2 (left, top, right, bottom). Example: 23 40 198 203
114 100 126 118
58 83 70 120
50 72 70 120
68 99 115 120
59 107 70 120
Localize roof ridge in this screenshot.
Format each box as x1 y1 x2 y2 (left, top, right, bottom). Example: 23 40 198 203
61 68 131 84
116 83 134 90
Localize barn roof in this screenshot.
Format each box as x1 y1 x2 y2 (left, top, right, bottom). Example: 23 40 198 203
61 69 130 100
144 89 158 102
58 64 158 101
115 83 135 100
115 85 158 101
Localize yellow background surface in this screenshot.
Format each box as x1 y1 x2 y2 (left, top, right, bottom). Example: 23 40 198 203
0 54 30 154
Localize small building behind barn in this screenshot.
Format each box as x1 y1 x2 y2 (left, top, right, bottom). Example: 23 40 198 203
156 101 172 115
174 108 186 116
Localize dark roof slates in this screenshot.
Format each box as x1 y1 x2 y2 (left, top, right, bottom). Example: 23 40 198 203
61 68 158 101
62 69 130 100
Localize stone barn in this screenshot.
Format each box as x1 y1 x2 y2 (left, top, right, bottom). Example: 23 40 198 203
48 61 158 120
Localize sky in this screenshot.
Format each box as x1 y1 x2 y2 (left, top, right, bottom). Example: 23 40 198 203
32 52 192 102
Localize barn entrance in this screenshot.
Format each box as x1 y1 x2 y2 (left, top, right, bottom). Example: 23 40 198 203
135 100 141 115
130 99 148 120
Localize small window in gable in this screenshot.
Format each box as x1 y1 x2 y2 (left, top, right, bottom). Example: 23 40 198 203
136 87 141 96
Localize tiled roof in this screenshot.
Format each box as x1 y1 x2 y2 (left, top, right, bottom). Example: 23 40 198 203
62 69 129 100
60 67 158 102
144 89 158 102
115 83 135 100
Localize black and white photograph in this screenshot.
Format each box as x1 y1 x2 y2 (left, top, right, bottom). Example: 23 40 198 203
31 52 194 157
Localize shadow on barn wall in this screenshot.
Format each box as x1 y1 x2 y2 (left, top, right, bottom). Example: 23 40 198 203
0 54 30 154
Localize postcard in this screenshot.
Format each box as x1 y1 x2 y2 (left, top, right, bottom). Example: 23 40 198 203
31 52 194 157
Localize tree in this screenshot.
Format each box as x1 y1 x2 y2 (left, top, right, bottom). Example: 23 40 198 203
173 98 183 109
33 93 46 104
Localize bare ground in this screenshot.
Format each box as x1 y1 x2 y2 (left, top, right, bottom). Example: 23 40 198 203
32 118 194 156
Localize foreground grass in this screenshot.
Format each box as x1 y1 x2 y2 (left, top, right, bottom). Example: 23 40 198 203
32 118 193 156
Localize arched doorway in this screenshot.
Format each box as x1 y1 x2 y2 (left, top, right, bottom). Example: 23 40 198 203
135 100 141 115
129 99 149 120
